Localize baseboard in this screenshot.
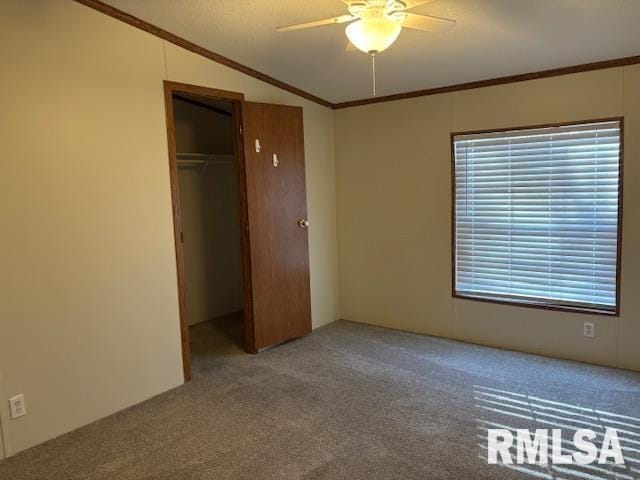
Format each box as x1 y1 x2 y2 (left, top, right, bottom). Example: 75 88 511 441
339 318 638 374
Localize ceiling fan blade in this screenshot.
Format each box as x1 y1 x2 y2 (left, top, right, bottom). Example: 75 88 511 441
401 13 455 33
276 14 355 32
402 1 436 12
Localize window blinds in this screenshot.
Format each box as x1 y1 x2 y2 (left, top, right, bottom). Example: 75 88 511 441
453 120 622 312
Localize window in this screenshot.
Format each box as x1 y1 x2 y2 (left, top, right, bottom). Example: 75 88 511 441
452 119 623 315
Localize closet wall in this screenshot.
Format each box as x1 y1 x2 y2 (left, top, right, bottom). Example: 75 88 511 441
174 99 233 154
175 99 243 325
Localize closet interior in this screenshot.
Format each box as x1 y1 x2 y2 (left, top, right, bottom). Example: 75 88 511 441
173 93 244 360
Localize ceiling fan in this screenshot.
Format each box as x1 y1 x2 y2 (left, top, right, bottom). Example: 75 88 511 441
276 1 456 96
277 1 455 55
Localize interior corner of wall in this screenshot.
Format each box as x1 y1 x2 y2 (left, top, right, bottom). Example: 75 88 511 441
0 373 10 459
0 424 6 460
451 298 460 341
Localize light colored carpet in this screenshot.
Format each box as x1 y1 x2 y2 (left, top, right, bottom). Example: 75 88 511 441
2 318 640 479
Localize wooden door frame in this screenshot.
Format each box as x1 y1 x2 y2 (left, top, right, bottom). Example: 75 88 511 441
163 80 257 382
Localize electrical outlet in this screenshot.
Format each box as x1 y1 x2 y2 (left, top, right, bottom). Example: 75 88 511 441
583 322 595 338
9 394 26 419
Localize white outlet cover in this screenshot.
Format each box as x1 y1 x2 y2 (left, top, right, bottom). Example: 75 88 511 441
9 394 26 419
583 322 595 338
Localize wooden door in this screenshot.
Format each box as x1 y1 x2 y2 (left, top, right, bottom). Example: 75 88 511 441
242 102 312 350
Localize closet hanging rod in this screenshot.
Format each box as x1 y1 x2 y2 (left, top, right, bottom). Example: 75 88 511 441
176 153 235 174
177 153 234 165
177 153 234 161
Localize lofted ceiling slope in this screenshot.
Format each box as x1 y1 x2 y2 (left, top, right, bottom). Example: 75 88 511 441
102 0 640 104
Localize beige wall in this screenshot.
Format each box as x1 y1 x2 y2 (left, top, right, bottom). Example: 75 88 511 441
335 66 640 371
0 384 5 460
179 164 244 326
0 0 339 456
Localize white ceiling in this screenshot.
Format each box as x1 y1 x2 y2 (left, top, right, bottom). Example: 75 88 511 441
104 0 640 104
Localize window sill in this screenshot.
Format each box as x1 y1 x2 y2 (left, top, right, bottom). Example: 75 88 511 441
453 292 619 317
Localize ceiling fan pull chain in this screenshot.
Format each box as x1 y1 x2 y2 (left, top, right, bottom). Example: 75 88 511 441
372 54 377 97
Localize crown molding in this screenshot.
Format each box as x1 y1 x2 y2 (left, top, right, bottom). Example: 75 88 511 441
332 55 640 109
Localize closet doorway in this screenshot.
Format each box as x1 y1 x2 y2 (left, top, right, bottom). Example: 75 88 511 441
163 81 312 382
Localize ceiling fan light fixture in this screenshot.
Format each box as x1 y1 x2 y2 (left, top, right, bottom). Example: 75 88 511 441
345 18 402 55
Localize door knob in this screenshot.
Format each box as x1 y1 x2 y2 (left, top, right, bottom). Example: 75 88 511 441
298 219 309 228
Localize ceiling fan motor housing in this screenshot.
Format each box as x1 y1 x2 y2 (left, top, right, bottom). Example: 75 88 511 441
348 0 409 18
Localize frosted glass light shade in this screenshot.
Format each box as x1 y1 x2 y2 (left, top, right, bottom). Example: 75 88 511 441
345 18 402 54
